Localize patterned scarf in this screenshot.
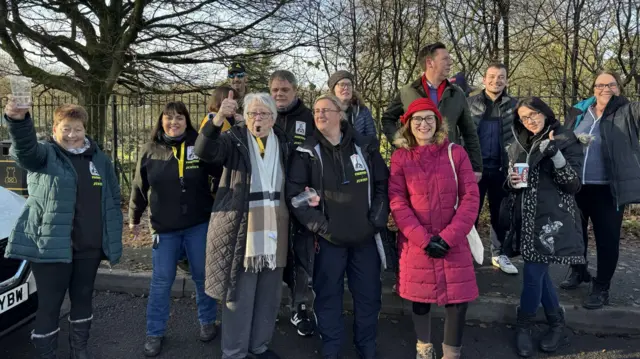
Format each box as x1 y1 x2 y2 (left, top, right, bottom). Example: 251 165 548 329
244 128 283 272
62 138 91 154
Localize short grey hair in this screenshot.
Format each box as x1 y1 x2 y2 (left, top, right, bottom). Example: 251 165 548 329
269 70 298 88
314 94 347 120
243 93 278 122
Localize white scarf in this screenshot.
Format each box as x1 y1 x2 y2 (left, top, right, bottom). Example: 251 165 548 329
244 128 282 272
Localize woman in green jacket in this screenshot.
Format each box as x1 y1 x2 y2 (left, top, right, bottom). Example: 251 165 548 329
3 96 123 359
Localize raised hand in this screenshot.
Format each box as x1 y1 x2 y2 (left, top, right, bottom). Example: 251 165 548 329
4 95 31 120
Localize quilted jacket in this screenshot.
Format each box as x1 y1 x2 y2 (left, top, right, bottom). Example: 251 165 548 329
194 121 292 301
3 114 122 264
389 130 480 305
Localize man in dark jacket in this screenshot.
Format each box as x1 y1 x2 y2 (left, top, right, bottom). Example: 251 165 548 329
467 62 519 275
269 69 316 336
269 70 315 146
381 42 483 179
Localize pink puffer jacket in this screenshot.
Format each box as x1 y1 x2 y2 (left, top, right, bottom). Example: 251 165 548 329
389 139 480 305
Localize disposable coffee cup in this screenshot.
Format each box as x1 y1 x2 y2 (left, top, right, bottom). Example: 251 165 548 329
9 76 32 109
291 188 318 208
513 163 529 188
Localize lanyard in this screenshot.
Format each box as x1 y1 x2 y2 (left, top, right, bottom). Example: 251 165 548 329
171 142 186 192
255 137 265 155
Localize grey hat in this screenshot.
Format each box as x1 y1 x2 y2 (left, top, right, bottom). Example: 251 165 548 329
328 70 354 91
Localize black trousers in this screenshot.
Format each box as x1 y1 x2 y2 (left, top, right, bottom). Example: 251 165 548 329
477 168 508 256
31 257 102 335
574 184 625 286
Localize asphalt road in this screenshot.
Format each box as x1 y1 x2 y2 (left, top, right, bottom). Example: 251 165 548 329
1 292 638 359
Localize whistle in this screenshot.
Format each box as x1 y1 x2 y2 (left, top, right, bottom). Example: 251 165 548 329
256 126 261 133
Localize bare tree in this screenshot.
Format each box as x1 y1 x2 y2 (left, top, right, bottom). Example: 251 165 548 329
0 0 308 143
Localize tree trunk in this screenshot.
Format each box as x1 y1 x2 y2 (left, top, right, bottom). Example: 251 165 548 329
500 0 510 70
77 84 109 150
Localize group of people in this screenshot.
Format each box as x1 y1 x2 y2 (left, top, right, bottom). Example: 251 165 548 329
3 41 640 359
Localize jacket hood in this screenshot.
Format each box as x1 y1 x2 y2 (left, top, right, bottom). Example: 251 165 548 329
392 118 449 149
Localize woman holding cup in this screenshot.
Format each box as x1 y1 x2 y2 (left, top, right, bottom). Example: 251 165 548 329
501 97 585 357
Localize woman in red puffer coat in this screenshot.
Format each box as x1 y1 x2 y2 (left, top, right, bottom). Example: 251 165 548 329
389 98 480 359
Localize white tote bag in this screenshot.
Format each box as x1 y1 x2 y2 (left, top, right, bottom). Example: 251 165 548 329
448 143 484 265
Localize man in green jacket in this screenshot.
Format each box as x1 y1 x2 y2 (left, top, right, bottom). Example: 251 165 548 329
3 97 122 358
381 42 483 180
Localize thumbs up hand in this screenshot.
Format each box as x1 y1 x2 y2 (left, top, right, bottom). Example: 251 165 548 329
214 91 237 127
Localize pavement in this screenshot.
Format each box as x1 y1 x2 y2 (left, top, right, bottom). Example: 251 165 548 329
1 291 639 359
94 237 640 336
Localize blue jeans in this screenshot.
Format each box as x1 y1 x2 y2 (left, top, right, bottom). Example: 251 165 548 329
146 222 217 336
520 262 560 315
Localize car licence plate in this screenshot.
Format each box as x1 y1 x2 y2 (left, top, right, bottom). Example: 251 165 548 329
0 283 28 314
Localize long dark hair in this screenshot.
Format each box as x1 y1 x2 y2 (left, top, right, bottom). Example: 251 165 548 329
151 101 196 142
514 96 557 125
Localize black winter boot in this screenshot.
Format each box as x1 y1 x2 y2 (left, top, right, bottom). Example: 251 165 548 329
560 264 591 290
539 308 568 352
515 307 535 358
583 280 610 309
31 328 59 359
69 316 93 359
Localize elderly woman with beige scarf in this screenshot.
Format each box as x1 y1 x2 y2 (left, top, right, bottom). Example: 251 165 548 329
194 92 292 359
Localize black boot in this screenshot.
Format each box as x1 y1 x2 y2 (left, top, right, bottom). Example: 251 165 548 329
143 336 164 357
559 264 591 290
31 328 59 359
539 308 568 352
583 280 610 310
69 316 93 359
515 307 535 358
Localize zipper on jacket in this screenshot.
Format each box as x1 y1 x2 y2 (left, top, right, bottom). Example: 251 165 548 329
581 108 600 184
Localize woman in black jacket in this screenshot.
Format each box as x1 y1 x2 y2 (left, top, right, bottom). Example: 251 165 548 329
501 97 585 357
286 94 389 359
129 102 219 357
561 70 640 309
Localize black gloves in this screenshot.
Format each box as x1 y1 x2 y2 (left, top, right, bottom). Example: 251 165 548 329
425 235 450 258
539 139 558 157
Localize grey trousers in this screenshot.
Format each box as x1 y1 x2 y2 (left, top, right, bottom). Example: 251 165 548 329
222 267 284 359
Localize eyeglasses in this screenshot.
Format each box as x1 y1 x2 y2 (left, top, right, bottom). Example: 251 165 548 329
594 82 618 90
336 82 353 89
228 72 245 79
520 111 541 123
247 112 272 119
411 116 437 125
313 108 341 115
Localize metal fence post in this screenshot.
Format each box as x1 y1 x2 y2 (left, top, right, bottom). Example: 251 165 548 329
111 95 119 184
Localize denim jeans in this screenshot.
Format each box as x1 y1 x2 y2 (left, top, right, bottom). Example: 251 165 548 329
520 262 560 315
146 222 217 336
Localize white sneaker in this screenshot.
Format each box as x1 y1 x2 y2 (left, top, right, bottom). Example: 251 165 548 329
492 255 519 274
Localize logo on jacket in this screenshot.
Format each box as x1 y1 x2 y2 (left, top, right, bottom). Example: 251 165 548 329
89 162 100 177
295 121 306 136
539 218 563 255
89 161 102 187
187 146 199 161
350 154 368 184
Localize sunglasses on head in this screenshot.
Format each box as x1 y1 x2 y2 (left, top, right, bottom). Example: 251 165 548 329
228 72 245 79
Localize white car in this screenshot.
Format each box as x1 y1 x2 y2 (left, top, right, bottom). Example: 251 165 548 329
0 186 37 337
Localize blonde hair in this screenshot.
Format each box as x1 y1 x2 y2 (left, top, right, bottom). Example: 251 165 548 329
393 116 449 149
314 94 347 120
53 104 88 127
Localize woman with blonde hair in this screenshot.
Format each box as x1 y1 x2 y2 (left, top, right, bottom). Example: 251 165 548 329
286 94 389 359
389 98 480 359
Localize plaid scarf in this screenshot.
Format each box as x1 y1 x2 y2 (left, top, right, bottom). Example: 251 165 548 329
245 128 282 272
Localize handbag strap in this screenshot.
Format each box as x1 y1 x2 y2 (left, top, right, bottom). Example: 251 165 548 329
447 143 459 209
